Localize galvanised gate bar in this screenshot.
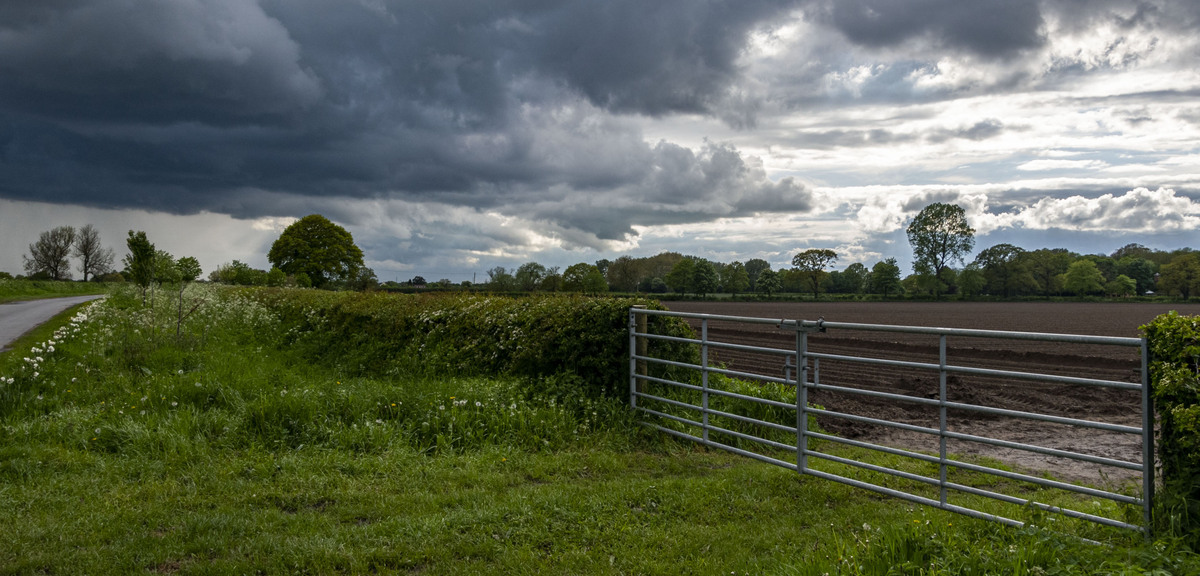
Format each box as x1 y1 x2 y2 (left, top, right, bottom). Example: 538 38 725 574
628 307 1153 535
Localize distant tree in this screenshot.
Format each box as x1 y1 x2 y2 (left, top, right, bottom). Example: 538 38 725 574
1080 255 1117 283
24 226 76 280
267 267 287 287
153 250 181 285
563 263 607 293
907 203 974 299
1111 243 1154 261
869 258 902 298
957 264 986 297
1158 252 1200 299
173 256 203 337
410 275 428 286
649 277 668 293
540 266 563 292
125 230 156 303
515 262 547 292
828 263 868 294
267 214 365 289
606 256 640 292
665 258 696 294
792 249 838 299
1064 260 1105 295
176 257 202 283
691 260 719 297
1115 257 1156 295
1106 274 1137 297
756 268 781 296
744 258 771 291
974 243 1036 297
594 259 612 277
346 267 379 291
486 266 516 291
724 261 750 295
1024 248 1072 296
73 224 114 282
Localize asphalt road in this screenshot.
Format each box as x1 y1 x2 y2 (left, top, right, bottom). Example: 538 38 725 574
0 295 105 353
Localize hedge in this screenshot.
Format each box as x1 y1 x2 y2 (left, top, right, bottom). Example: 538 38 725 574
246 289 696 397
1142 311 1200 543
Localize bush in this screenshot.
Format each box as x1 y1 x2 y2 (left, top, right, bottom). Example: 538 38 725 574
1142 311 1200 544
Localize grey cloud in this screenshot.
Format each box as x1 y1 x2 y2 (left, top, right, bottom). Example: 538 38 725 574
819 0 1046 58
0 0 321 125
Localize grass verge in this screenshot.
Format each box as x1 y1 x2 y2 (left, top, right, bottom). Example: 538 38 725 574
0 285 1195 574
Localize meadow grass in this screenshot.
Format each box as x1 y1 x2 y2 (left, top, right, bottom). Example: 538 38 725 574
0 279 110 303
0 285 1195 574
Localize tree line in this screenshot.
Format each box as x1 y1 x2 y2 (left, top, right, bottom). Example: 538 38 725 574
462 203 1197 299
13 207 1198 300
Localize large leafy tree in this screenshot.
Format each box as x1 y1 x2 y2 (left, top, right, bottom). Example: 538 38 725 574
665 258 695 294
1158 252 1200 299
24 226 76 280
723 261 750 295
1063 259 1105 295
974 243 1037 297
792 249 838 299
267 215 364 289
515 262 547 292
869 258 902 298
906 203 974 299
562 263 607 293
691 259 718 297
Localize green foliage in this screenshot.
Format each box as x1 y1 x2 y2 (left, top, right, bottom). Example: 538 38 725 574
176 256 202 283
690 259 718 296
124 230 155 300
562 263 607 293
1064 259 1105 295
665 258 695 294
756 268 781 296
251 290 694 397
906 203 975 297
1159 252 1200 299
1142 311 1200 545
792 249 838 298
0 279 108 303
267 214 365 289
869 258 902 297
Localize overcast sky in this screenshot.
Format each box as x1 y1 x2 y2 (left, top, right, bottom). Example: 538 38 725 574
2 0 1198 282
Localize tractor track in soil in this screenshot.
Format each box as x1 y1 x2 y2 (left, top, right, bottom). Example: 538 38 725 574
657 301 1200 485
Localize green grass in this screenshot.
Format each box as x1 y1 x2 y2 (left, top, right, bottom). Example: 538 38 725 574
0 284 1195 574
0 278 110 303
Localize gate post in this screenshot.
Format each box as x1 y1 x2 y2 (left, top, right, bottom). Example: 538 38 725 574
796 326 809 474
629 306 647 408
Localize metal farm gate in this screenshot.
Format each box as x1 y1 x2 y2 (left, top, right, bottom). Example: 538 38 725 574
628 307 1153 535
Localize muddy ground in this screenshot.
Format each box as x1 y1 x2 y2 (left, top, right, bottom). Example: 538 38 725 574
658 301 1200 486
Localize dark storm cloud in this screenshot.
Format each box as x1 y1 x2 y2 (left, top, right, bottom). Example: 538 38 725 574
818 0 1046 58
0 0 806 245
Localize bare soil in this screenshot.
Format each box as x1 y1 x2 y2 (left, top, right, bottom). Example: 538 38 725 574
660 301 1200 486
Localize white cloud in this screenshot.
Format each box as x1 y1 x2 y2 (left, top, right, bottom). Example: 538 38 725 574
1017 159 1110 171
1011 187 1200 233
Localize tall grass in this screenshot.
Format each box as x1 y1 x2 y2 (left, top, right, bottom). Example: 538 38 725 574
0 278 109 303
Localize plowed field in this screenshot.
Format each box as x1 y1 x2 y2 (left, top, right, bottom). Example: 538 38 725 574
659 301 1200 485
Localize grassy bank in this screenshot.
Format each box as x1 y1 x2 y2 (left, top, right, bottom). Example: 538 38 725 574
0 278 110 304
0 285 1194 574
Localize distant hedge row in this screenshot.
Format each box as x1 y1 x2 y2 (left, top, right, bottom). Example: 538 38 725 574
1143 311 1200 544
246 289 696 397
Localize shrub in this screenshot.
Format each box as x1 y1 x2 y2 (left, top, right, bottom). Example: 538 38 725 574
1142 311 1200 544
